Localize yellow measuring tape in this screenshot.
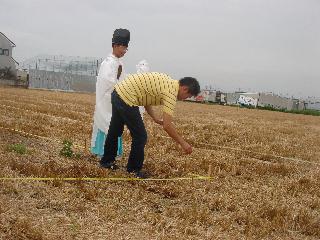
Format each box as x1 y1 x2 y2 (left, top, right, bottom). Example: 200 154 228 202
0 124 320 184
0 126 213 182
0 176 212 182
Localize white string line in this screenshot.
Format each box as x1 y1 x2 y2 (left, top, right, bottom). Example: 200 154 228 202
1 104 84 123
159 135 320 167
0 126 85 150
0 98 91 118
1 122 319 168
0 91 91 110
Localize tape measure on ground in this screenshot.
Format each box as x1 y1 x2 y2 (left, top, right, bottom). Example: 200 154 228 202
0 175 213 182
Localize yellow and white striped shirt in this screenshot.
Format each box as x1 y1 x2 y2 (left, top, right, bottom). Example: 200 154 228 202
115 72 179 116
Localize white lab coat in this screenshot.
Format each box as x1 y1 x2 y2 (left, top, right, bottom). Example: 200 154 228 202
91 54 125 149
136 60 150 117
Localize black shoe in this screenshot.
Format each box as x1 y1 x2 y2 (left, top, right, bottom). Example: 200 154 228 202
100 161 119 170
128 170 148 179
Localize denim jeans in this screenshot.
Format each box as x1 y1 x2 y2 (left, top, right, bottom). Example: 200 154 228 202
101 90 147 172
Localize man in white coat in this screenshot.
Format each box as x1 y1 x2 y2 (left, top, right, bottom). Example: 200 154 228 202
91 29 130 160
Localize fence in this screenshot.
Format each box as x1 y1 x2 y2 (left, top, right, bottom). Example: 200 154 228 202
29 69 96 92
22 56 102 92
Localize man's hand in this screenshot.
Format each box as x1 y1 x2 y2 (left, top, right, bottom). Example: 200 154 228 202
181 141 192 154
162 112 193 154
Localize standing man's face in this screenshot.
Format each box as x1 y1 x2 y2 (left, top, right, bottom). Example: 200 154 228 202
113 45 128 58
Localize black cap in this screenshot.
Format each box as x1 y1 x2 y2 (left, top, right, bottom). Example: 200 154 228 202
112 28 130 47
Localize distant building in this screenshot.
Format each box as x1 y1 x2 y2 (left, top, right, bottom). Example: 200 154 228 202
257 93 305 111
21 54 101 76
216 91 226 104
257 93 291 110
190 90 214 102
226 92 306 111
226 92 259 106
237 95 258 107
306 98 320 111
289 99 306 111
0 32 18 79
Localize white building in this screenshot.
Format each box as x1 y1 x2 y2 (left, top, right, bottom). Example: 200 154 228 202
258 93 305 111
226 92 306 111
0 32 18 79
226 92 259 106
306 98 320 111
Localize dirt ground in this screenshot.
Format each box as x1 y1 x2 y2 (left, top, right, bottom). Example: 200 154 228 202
0 85 319 240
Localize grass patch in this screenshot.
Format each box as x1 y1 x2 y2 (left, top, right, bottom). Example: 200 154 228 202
60 140 74 158
59 140 82 159
6 143 28 154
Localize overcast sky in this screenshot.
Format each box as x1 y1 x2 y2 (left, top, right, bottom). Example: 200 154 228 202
1 0 319 98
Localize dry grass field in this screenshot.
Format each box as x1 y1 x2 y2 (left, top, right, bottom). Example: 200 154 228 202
0 85 319 240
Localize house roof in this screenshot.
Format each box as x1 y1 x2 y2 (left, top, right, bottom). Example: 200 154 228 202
0 32 16 47
11 57 19 65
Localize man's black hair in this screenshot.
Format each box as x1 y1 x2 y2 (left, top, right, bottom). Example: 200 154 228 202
179 77 200 96
112 43 126 47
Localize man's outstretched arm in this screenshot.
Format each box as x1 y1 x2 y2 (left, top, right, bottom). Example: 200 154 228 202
162 112 192 154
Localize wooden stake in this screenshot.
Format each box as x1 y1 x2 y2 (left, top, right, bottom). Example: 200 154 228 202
208 164 212 177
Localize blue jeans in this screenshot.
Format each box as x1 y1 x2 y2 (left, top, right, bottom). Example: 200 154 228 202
101 91 147 172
